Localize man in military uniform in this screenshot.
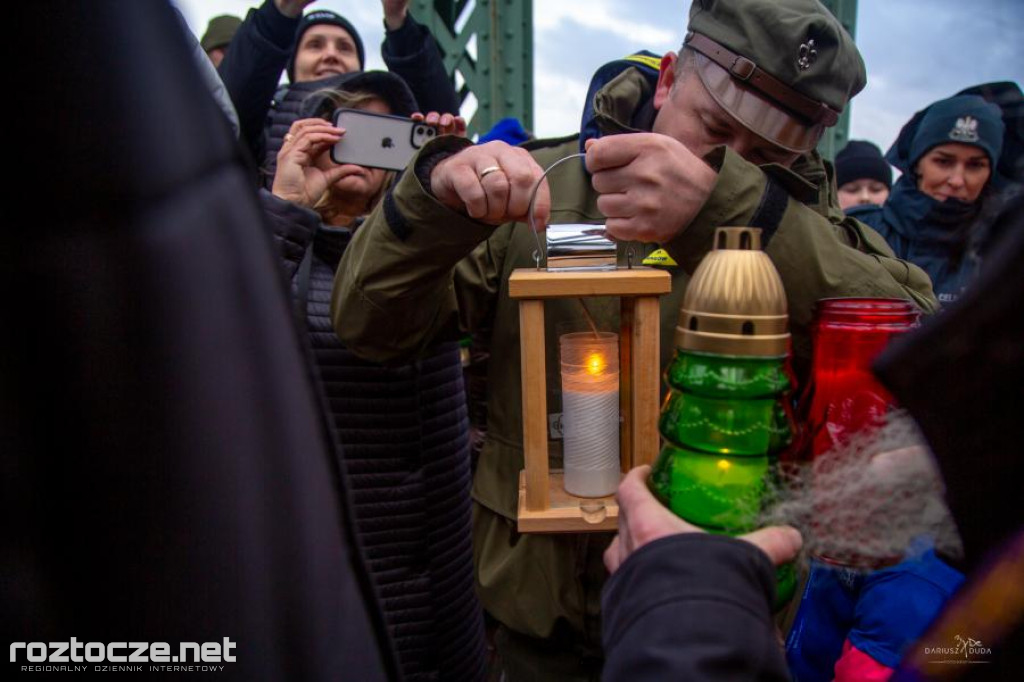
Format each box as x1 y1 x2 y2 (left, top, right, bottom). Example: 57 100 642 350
331 0 937 678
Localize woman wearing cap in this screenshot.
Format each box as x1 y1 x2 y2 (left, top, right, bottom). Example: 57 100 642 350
834 140 892 211
260 72 485 682
857 95 1006 304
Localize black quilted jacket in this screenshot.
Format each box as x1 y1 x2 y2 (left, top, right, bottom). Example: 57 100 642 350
261 190 486 682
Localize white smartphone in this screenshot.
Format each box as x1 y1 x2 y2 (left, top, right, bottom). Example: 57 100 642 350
330 108 438 171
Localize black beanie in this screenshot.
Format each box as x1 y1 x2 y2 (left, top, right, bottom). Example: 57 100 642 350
835 140 893 189
286 10 366 82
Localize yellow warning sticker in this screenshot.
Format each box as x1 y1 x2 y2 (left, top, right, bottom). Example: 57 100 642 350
625 54 663 71
642 248 678 267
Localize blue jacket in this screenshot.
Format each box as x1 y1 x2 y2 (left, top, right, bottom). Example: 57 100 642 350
854 178 981 305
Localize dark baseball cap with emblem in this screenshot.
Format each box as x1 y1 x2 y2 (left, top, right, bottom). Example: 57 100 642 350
684 0 867 152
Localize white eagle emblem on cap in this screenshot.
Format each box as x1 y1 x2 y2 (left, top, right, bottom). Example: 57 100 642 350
797 40 818 70
949 116 980 143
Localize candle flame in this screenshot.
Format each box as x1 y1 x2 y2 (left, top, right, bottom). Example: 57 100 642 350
717 459 731 473
585 352 607 376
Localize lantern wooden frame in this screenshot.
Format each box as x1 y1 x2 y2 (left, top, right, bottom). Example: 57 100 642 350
509 267 672 533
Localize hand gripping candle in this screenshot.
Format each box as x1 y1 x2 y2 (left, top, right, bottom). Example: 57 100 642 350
649 227 798 605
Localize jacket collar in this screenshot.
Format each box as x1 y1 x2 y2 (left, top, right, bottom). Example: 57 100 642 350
882 176 980 248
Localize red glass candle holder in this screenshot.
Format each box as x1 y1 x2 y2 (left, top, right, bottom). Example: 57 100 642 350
800 298 920 461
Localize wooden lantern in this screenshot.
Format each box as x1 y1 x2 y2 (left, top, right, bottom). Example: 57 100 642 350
509 267 672 533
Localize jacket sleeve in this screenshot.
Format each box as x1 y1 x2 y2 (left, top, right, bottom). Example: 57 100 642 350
259 189 320 281
663 147 938 354
381 13 460 115
602 534 791 682
331 136 504 363
218 1 299 163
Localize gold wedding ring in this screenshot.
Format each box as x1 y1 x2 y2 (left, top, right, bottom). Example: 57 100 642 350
479 165 503 180
284 133 294 143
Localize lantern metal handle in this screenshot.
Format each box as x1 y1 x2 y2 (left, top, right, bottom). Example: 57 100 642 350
527 152 632 270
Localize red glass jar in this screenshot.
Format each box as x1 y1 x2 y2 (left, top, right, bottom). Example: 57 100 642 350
799 299 920 461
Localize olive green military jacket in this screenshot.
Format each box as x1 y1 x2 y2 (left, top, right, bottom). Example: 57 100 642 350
331 70 937 642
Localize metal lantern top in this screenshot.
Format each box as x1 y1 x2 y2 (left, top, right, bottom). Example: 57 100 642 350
675 227 790 357
545 224 617 270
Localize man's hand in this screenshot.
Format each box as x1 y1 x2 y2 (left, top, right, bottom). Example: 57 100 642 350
275 0 317 19
430 141 550 227
271 119 346 208
412 111 468 138
604 465 803 574
382 1 410 31
585 134 717 244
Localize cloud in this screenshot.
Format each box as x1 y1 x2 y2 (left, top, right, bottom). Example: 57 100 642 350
533 71 590 139
850 0 1023 149
534 0 677 48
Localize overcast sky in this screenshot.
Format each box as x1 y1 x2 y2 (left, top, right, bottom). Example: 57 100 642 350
176 0 1023 153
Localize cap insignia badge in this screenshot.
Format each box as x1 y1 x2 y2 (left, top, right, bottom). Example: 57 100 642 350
949 116 980 143
797 40 818 71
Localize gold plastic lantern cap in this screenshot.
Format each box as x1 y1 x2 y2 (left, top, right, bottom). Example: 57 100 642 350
676 227 789 357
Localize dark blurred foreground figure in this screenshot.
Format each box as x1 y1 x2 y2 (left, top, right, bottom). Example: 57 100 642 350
879 193 1024 682
598 195 1024 681
3 2 398 679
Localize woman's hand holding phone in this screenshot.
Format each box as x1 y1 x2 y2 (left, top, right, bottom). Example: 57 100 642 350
272 119 349 208
412 111 467 138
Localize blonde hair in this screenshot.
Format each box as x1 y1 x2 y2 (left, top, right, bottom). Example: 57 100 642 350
308 88 383 119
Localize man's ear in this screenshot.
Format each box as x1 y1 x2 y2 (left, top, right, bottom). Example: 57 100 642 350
653 52 678 111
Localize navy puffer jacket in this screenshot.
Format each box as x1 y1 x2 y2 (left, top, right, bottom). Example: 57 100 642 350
261 190 487 682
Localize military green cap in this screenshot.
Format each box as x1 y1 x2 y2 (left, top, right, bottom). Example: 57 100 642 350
201 15 243 53
685 0 867 152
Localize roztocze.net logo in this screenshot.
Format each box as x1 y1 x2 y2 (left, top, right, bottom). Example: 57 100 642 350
11 638 236 673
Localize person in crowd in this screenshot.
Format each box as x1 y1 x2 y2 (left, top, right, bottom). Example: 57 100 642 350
218 0 460 186
856 95 1006 305
835 139 892 211
261 71 484 682
200 14 242 67
329 0 938 677
478 117 533 146
175 9 240 138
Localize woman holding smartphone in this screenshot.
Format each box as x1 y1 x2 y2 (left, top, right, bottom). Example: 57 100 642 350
260 71 484 682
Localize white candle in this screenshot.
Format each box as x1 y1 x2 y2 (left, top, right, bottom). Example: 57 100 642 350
560 332 620 497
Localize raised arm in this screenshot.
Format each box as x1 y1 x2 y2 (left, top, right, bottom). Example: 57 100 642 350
218 1 311 160
380 1 460 115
